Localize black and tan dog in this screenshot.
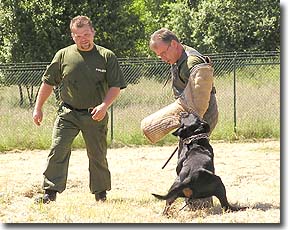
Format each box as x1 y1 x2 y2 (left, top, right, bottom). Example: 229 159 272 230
152 112 247 215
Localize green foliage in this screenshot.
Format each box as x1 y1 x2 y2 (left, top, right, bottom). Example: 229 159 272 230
0 0 281 62
0 0 144 62
164 0 280 53
130 0 174 56
0 0 65 62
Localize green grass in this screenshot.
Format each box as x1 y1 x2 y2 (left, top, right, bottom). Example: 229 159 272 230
0 65 280 151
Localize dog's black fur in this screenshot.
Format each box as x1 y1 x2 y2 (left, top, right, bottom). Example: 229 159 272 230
152 112 247 215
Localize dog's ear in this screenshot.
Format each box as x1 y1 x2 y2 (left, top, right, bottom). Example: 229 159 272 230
172 129 179 137
194 121 210 134
201 121 210 133
172 124 184 137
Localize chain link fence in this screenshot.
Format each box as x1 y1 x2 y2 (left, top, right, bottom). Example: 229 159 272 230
0 51 280 147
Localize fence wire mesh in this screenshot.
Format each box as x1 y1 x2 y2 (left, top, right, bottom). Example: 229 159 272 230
0 51 280 146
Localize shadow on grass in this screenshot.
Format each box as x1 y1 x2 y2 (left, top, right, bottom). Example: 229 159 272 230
165 200 279 219
250 202 280 211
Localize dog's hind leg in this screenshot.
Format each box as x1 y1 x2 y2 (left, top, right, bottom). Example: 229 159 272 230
152 183 184 215
213 177 230 210
212 175 245 212
163 196 177 215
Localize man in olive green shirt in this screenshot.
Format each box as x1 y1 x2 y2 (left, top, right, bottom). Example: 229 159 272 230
33 15 126 203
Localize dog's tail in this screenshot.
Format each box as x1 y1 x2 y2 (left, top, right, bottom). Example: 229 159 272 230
152 184 186 200
151 193 168 200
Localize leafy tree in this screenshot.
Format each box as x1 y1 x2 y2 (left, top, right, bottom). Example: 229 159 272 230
164 0 280 53
130 0 175 56
0 0 281 61
0 0 65 62
0 0 144 62
51 0 145 57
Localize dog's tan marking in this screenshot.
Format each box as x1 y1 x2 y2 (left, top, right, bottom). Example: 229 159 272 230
182 188 193 197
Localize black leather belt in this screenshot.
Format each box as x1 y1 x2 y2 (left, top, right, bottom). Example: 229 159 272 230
62 103 93 113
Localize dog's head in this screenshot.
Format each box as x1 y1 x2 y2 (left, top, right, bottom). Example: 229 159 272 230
172 112 210 139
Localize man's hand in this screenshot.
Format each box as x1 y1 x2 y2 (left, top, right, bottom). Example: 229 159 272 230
91 87 120 121
91 103 108 121
32 82 53 126
33 109 43 126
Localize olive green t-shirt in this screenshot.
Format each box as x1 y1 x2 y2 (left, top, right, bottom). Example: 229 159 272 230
42 44 126 109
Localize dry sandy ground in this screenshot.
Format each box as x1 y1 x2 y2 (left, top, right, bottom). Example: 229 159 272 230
0 139 281 224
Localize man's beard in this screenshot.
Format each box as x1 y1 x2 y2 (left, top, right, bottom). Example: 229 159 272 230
80 42 92 51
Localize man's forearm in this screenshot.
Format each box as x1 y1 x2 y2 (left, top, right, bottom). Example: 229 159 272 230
102 87 121 108
34 82 54 110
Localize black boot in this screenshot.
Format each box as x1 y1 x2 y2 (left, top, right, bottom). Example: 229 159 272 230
95 191 107 202
35 189 57 204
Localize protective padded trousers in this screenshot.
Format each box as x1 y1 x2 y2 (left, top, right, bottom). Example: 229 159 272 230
43 106 111 194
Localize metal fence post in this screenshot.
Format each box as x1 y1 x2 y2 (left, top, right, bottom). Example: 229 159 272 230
110 104 114 144
233 52 237 134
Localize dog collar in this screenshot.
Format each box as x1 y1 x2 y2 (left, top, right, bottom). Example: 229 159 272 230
182 133 209 144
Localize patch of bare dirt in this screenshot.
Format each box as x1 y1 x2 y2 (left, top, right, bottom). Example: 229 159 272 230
0 140 280 223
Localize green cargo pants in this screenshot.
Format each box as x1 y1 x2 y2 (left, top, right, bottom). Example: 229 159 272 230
43 105 111 194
